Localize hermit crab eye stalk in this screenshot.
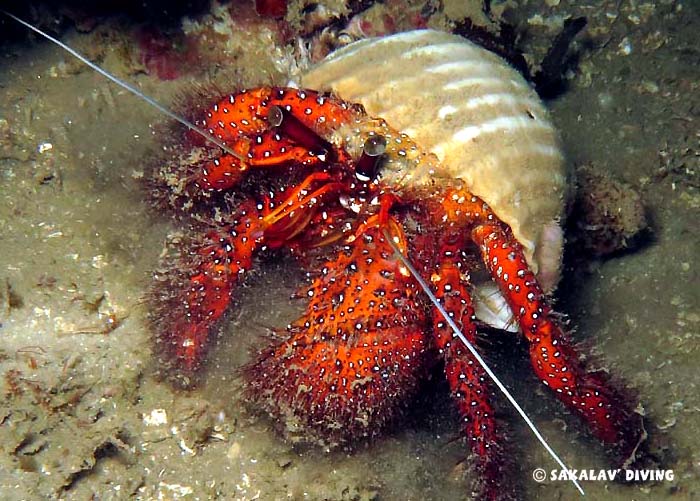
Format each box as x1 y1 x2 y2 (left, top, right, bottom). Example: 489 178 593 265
355 135 387 182
267 105 333 160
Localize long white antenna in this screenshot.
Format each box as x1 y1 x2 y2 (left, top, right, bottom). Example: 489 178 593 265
2 9 245 162
383 229 585 497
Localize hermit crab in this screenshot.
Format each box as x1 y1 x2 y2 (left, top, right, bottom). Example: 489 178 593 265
147 32 645 499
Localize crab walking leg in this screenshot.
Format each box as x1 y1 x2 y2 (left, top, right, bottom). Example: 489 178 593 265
429 252 507 498
154 170 349 373
152 199 264 372
471 222 644 460
424 186 642 461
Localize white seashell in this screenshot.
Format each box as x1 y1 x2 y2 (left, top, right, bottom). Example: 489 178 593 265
302 30 570 330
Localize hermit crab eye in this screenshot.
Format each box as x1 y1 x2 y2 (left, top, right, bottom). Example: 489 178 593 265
355 135 387 182
267 105 284 127
267 105 332 160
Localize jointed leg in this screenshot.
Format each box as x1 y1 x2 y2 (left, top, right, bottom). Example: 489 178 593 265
421 228 507 499
150 199 264 373
471 222 644 462
421 185 643 462
245 224 429 444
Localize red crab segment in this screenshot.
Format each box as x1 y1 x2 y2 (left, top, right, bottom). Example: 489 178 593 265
156 199 264 371
194 130 332 193
245 225 430 444
191 87 356 193
195 153 246 192
430 186 643 461
157 171 352 373
471 222 643 459
425 231 503 490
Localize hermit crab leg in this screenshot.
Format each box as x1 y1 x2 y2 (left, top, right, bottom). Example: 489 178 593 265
384 228 585 498
189 87 356 193
151 199 265 373
432 187 643 462
259 173 346 242
424 232 504 494
245 224 430 445
471 222 644 461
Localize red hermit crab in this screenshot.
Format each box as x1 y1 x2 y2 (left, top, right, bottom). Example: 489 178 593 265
154 87 639 496
148 79 643 497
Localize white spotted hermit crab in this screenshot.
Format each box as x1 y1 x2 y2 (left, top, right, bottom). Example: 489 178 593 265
146 30 646 499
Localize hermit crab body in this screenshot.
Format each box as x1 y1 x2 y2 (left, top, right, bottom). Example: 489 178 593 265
149 74 643 498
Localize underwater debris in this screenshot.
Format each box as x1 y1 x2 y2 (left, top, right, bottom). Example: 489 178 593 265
255 0 288 18
534 16 588 98
570 165 649 257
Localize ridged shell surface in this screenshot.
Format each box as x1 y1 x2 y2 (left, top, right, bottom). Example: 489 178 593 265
302 30 569 290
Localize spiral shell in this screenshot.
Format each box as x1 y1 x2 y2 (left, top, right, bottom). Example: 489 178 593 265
302 30 569 293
